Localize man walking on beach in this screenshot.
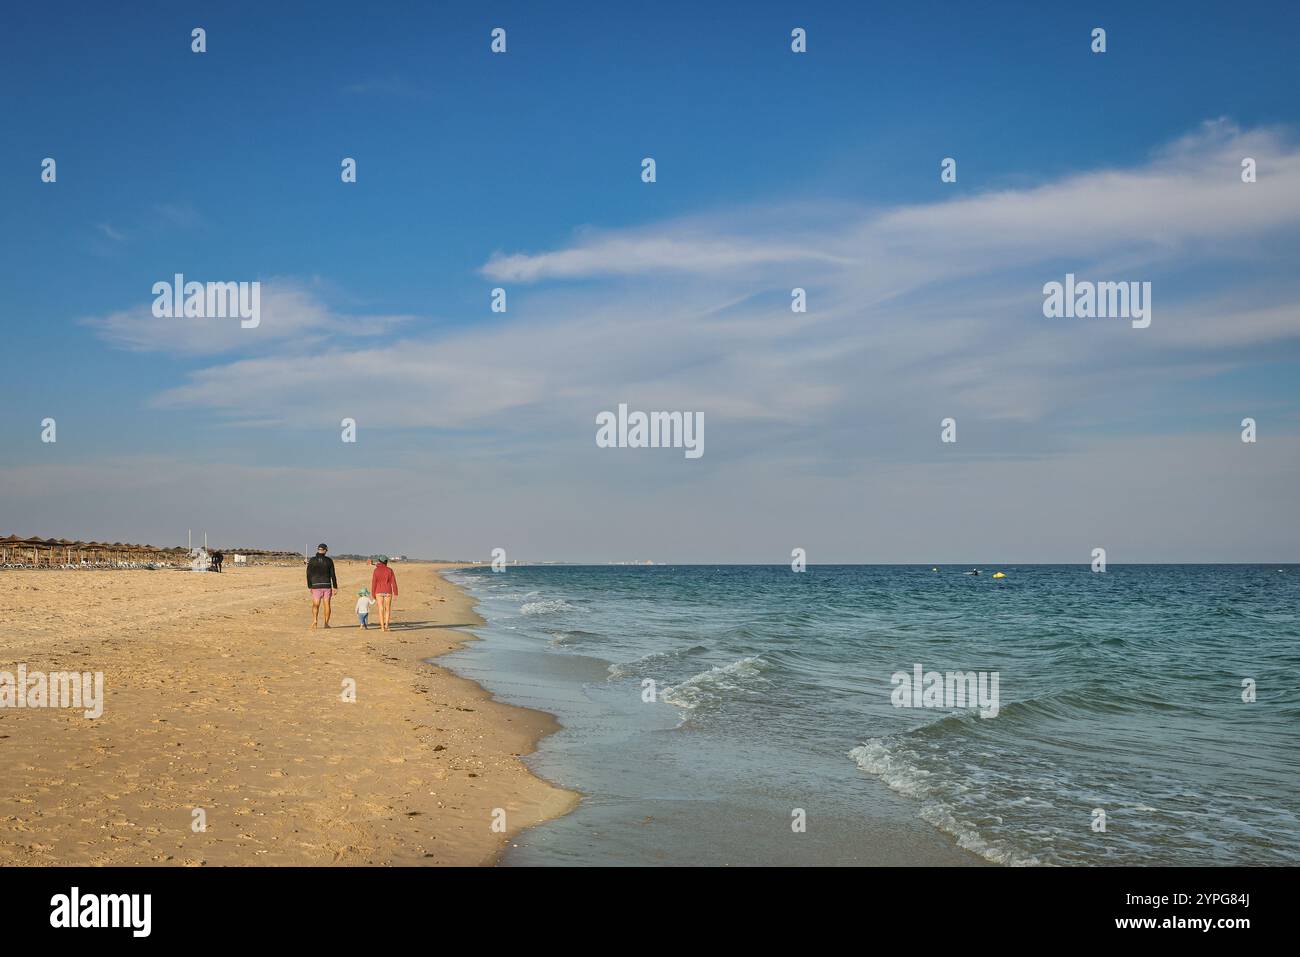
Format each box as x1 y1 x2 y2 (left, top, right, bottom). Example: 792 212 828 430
307 543 338 629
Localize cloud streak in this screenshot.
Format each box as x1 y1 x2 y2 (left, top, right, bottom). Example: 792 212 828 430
73 119 1299 517
87 278 418 356
482 231 855 282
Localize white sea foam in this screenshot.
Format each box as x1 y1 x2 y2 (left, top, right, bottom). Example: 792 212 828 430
661 656 768 710
608 655 663 679
848 740 1045 867
521 598 581 616
608 646 705 679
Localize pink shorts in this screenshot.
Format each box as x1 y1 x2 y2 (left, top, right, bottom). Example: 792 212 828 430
310 588 332 601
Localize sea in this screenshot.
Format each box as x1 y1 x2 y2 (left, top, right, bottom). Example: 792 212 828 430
439 564 1300 866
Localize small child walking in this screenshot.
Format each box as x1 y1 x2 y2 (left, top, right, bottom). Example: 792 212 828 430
356 588 377 629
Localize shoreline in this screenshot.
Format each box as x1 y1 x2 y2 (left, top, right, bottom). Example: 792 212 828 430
429 565 996 867
418 565 582 865
0 561 578 866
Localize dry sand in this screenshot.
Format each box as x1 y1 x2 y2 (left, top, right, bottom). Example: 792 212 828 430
0 561 577 865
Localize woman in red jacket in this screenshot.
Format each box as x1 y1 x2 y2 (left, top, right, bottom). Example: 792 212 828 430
370 556 398 631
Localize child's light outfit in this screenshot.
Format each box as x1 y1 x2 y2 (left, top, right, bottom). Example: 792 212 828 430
356 595 376 627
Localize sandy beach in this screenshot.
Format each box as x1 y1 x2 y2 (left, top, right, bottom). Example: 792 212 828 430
0 561 577 866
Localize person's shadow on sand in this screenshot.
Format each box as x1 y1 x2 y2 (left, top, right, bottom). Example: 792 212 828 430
384 620 477 632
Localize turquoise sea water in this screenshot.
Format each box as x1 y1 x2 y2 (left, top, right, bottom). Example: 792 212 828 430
441 565 1300 866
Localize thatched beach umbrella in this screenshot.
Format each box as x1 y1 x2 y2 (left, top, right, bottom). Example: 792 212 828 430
0 534 231 568
12 536 43 565
18 536 41 565
0 534 25 564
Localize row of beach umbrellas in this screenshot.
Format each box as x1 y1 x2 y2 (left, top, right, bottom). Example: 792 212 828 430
0 535 298 568
0 535 186 567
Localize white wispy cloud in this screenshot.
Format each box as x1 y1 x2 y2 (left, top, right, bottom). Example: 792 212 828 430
103 121 1300 460
482 230 855 282
151 201 204 231
87 278 417 356
483 120 1300 302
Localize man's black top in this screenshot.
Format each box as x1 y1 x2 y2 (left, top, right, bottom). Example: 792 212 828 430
307 553 337 589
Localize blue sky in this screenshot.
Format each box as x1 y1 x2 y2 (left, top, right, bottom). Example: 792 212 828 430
2 0 1299 560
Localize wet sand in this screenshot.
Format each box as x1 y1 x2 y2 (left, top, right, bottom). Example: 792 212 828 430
0 561 577 865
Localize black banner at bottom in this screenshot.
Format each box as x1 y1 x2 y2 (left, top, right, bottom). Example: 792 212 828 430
0 864 1280 943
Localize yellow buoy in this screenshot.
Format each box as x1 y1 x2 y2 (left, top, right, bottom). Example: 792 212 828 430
992 572 1006 579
